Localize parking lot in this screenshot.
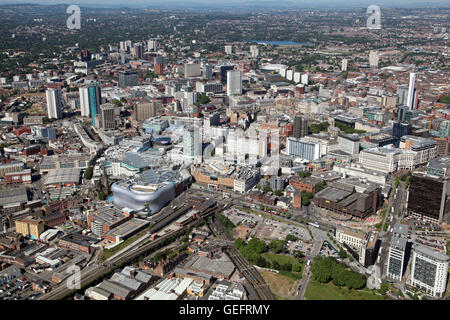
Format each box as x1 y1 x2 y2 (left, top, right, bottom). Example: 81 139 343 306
0 276 41 300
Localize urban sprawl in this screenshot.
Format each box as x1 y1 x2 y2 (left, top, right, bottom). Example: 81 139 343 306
0 4 448 301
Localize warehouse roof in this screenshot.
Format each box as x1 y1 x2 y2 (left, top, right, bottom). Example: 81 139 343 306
44 168 81 186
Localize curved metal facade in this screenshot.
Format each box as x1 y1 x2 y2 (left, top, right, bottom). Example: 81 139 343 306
111 182 176 214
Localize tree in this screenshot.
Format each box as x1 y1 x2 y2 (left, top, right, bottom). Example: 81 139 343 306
269 240 285 254
379 283 388 296
315 181 326 193
84 167 93 180
234 238 245 250
280 262 292 271
301 191 313 206
255 255 269 268
338 248 348 259
394 177 400 189
292 261 303 272
274 190 283 197
271 260 280 270
98 191 107 201
404 176 410 189
262 186 272 194
195 93 211 106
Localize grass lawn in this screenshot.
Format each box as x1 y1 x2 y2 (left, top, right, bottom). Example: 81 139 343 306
305 281 384 300
262 252 296 265
259 270 300 300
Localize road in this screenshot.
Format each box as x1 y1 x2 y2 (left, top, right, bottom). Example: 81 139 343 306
376 180 408 279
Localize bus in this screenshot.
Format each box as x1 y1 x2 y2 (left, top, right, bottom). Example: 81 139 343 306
308 222 320 228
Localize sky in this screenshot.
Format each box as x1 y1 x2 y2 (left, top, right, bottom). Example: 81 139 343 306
0 0 449 8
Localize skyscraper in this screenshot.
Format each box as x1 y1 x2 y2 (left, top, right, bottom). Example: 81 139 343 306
100 103 116 130
250 45 259 58
387 237 407 281
184 63 201 78
407 172 448 224
410 244 449 298
293 116 308 138
154 57 164 75
226 70 242 96
202 64 213 80
147 39 157 51
79 84 101 126
118 70 139 88
225 45 232 55
369 51 379 68
341 58 348 72
407 73 416 110
397 86 409 105
133 100 159 122
183 122 202 163
392 122 412 147
45 88 63 119
397 105 408 123
220 65 234 85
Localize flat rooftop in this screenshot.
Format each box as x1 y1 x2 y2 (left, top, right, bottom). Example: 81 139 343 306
393 223 409 236
315 186 352 202
391 237 407 250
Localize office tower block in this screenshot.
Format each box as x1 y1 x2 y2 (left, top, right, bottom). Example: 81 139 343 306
286 137 321 161
293 116 308 138
133 100 159 122
407 73 416 110
397 105 408 123
183 123 202 163
134 43 144 59
407 172 448 224
341 58 348 72
147 39 157 51
79 83 101 123
184 63 201 78
100 103 116 130
46 88 63 119
118 70 138 88
301 73 309 85
338 134 360 155
387 237 407 281
226 70 242 96
154 57 164 75
410 244 449 298
81 49 91 62
225 45 232 55
250 45 259 58
220 65 234 84
439 120 450 138
369 51 379 68
397 86 409 105
202 64 213 80
392 122 412 147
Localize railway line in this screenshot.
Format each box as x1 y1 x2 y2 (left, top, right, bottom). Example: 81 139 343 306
208 211 274 300
38 203 224 300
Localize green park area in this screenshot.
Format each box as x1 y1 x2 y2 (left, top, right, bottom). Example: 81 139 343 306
305 281 384 300
304 256 383 300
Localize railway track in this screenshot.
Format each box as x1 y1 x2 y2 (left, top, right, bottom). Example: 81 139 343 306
209 210 274 300
39 205 223 300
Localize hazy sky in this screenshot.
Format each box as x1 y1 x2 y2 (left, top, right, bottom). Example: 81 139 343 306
1 0 449 8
